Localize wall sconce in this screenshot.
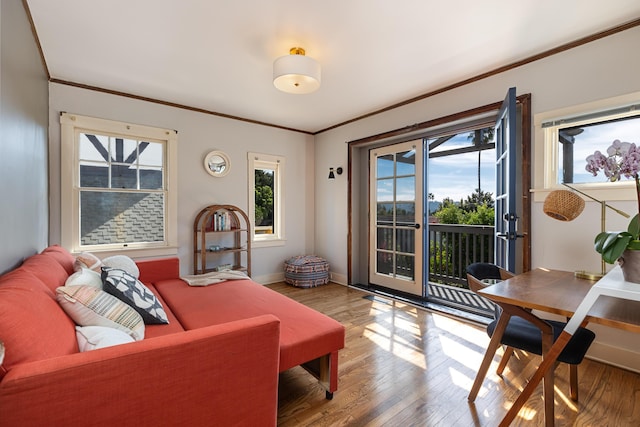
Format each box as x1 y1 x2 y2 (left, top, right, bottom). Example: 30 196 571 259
328 167 343 179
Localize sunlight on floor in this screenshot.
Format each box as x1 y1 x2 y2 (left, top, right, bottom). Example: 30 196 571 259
504 400 538 421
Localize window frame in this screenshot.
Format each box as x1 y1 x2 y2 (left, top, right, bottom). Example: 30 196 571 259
248 152 286 247
534 91 640 203
60 113 178 257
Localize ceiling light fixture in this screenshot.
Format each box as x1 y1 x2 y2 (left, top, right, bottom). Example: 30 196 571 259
273 47 321 94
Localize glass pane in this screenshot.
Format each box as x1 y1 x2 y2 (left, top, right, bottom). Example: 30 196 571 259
558 115 640 184
395 202 415 226
396 254 415 280
137 142 163 167
376 203 394 226
80 191 164 245
140 166 163 190
110 138 138 164
377 178 393 202
396 176 415 203
396 150 415 176
255 168 274 234
376 227 393 251
111 164 137 189
79 133 109 162
396 228 415 254
376 251 393 276
80 161 108 188
377 154 394 178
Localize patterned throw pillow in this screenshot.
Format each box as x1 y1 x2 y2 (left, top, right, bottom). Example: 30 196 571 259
101 267 169 325
56 285 145 341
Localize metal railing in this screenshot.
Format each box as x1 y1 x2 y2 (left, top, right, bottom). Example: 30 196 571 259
428 223 495 288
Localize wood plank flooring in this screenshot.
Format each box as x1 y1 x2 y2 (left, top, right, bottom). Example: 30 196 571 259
269 282 640 426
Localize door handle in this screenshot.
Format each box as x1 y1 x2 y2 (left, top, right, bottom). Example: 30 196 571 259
411 223 421 229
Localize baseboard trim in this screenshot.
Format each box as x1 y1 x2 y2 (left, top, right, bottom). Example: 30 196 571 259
586 341 640 374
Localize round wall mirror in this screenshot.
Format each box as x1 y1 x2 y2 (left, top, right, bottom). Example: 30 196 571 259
204 151 230 177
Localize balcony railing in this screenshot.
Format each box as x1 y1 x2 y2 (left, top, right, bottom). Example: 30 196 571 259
428 223 495 288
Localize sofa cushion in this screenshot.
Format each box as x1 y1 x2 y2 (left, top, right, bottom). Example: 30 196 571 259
56 285 145 341
65 268 103 289
75 326 135 351
20 252 71 297
142 283 186 338
101 267 168 325
153 278 345 372
41 245 76 275
0 268 78 375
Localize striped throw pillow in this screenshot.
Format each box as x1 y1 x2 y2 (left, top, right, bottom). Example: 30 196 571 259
56 285 144 341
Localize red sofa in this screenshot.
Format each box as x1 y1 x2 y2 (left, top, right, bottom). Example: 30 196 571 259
0 246 345 426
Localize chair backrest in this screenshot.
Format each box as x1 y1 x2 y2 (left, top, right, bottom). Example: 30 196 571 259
466 263 502 281
466 263 512 319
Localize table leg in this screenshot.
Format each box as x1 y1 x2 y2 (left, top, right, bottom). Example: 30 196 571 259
468 312 511 402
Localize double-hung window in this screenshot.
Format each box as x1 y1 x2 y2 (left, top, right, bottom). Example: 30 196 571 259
60 113 178 256
537 93 640 201
248 152 285 247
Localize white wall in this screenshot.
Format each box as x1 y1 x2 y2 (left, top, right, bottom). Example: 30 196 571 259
0 0 49 274
314 27 640 370
48 83 315 282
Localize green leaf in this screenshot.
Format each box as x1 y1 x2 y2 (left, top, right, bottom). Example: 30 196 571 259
628 214 640 238
594 231 624 253
601 234 634 264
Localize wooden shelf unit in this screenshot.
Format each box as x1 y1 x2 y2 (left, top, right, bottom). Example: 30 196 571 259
193 204 251 276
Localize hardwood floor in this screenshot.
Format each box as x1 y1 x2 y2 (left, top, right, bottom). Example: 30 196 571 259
269 282 640 426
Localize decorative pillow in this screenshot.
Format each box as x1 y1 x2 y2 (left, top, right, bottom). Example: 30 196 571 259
56 285 145 341
101 267 168 325
74 252 102 272
75 326 135 352
102 255 140 279
65 268 103 289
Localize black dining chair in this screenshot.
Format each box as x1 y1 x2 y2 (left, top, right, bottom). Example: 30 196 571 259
466 262 596 402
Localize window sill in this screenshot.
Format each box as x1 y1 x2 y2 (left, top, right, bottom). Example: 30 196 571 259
252 239 286 248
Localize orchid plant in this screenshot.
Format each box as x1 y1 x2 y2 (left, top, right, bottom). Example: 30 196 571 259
586 139 640 264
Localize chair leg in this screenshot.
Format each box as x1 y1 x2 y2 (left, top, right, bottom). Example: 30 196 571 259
569 364 579 401
496 346 514 376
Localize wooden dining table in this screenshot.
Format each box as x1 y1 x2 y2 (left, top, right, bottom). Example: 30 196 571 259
470 267 640 426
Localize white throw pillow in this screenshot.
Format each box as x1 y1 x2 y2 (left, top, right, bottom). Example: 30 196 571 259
56 285 145 341
74 252 102 272
76 326 135 352
102 255 140 279
65 268 103 289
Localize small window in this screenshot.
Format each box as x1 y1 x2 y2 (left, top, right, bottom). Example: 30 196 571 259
248 152 285 247
545 108 640 185
60 113 178 257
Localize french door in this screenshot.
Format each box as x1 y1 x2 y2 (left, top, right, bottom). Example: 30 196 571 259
369 140 424 296
494 87 518 272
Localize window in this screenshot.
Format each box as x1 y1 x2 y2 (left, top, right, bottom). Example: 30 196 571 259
248 152 285 247
537 93 640 201
60 113 178 256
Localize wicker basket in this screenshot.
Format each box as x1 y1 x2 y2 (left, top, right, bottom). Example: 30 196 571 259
543 189 585 221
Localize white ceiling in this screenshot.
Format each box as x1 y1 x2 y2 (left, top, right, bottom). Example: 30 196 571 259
26 1 640 134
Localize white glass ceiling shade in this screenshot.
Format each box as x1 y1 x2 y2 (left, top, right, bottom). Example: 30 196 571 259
273 48 321 94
